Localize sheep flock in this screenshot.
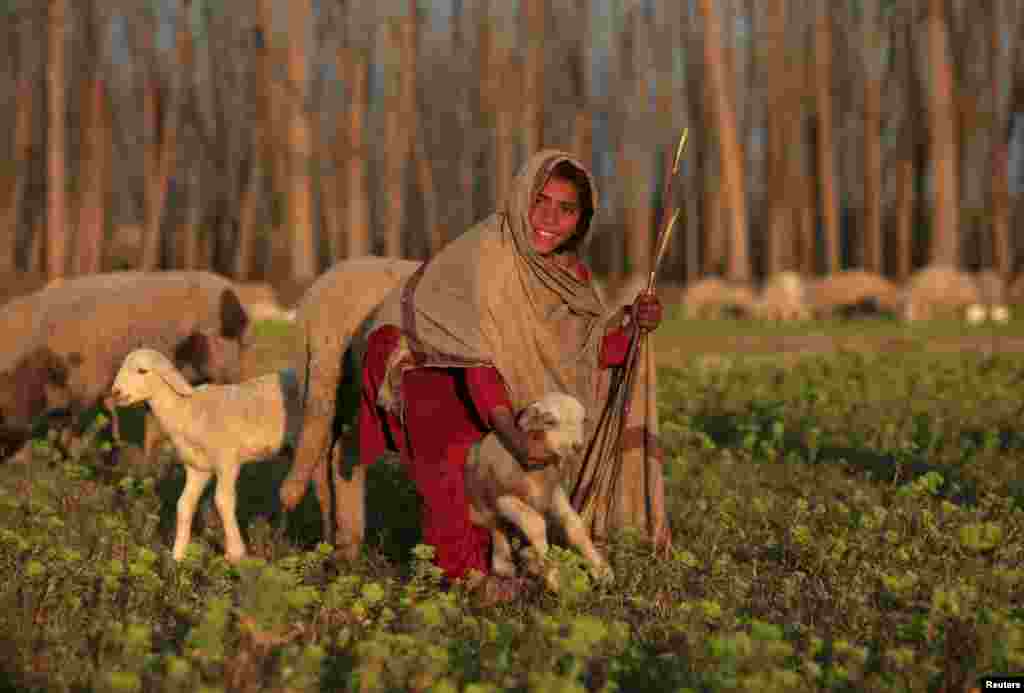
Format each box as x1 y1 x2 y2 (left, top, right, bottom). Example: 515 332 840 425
0 261 1018 578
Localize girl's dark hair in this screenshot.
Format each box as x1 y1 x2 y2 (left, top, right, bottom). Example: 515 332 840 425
548 160 595 251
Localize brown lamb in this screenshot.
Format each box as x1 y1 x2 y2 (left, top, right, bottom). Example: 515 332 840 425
0 271 250 459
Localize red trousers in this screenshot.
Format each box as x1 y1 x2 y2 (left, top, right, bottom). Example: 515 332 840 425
359 326 501 578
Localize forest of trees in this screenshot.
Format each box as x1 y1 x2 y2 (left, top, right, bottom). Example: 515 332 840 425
1 0 1022 287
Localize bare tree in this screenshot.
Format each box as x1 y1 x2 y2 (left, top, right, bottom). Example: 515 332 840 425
926 0 960 266
46 0 68 279
522 0 545 156
986 0 1022 277
699 0 750 281
285 0 317 278
813 1 840 274
861 0 884 274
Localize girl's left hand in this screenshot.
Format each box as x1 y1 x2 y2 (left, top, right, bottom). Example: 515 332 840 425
635 290 663 332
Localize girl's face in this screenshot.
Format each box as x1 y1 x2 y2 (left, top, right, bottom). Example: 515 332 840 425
529 176 582 255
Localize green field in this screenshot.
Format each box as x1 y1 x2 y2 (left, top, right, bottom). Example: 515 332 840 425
1 316 1023 692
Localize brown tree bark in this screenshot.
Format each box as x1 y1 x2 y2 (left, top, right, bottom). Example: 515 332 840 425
926 0 960 266
285 0 317 279
481 4 515 212
1 78 34 273
73 76 110 276
861 0 883 274
814 4 840 274
698 0 749 281
618 7 653 277
895 158 915 281
382 9 417 259
987 0 1020 278
764 0 787 276
46 0 68 280
343 48 371 258
522 0 545 156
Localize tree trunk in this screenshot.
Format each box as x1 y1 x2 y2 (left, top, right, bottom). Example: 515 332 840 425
1 78 34 273
481 7 515 212
285 0 317 279
814 4 840 274
987 0 1020 278
895 157 915 281
382 10 417 259
522 0 544 156
764 0 787 276
926 0 960 266
344 48 371 258
698 0 749 281
861 0 883 274
73 77 109 276
140 74 177 271
46 0 68 280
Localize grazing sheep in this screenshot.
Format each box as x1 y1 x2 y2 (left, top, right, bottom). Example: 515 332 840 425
756 271 810 321
991 305 1011 324
466 393 613 591
965 304 988 325
901 266 981 322
681 277 758 319
805 270 902 320
111 349 299 562
232 281 296 323
0 271 250 460
277 256 422 557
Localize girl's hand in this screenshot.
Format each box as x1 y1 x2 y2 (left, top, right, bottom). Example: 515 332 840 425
634 290 663 332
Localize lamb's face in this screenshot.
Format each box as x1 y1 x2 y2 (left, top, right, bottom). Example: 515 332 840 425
518 393 587 460
111 350 169 406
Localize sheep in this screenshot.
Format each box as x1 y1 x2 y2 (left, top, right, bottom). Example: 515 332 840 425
277 256 422 557
901 266 981 322
756 271 810 321
0 271 250 461
110 349 299 562
466 392 613 591
681 277 758 320
805 270 902 320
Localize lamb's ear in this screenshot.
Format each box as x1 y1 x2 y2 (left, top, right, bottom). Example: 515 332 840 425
219 288 250 342
156 363 195 396
175 332 210 368
517 404 558 432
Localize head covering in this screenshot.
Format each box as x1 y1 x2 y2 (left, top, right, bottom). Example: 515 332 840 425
370 149 610 425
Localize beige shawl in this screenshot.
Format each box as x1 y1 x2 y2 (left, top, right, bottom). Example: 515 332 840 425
371 149 671 549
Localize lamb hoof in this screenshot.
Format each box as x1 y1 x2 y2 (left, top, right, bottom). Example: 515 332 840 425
592 563 615 585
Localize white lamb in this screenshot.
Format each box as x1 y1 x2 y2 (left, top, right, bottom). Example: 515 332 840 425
466 392 613 591
110 349 300 563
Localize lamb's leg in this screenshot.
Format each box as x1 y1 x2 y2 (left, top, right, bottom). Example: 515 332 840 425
550 487 613 583
214 463 246 563
173 466 213 561
495 495 559 592
490 525 517 578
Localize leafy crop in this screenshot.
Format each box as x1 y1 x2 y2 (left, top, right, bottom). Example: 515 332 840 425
2 324 1023 691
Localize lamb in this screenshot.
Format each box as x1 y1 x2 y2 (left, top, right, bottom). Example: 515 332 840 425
110 349 300 562
466 392 613 591
276 256 422 557
0 271 250 460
